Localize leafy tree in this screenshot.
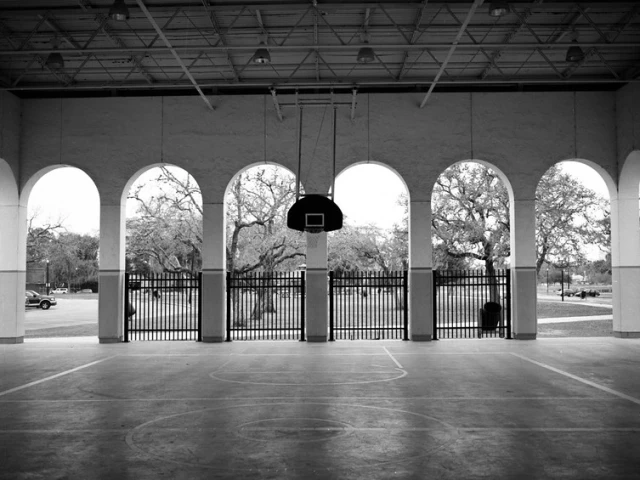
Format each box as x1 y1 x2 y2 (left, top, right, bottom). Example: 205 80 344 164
432 163 510 275
535 165 609 274
225 166 305 321
127 167 202 274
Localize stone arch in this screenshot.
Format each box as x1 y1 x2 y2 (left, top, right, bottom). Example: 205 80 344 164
224 162 302 274
121 163 202 207
534 158 613 282
123 163 203 274
430 158 515 205
21 165 100 208
333 160 410 201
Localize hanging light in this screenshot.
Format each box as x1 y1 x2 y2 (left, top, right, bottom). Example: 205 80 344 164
109 0 130 21
489 2 510 17
357 41 376 63
45 51 64 69
253 42 270 64
566 38 585 63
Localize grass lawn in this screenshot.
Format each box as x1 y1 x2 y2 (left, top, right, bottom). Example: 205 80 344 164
537 301 611 318
538 320 612 337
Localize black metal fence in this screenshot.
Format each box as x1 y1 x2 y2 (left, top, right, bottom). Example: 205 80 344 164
329 270 408 340
125 272 202 341
433 269 511 339
226 271 305 341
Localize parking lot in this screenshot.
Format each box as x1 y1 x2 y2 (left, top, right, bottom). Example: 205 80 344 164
25 294 97 336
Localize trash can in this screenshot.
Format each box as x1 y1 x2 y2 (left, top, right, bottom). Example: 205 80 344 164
478 301 501 337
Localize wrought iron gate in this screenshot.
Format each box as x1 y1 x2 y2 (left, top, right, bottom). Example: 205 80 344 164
329 271 408 340
226 271 305 341
125 272 202 341
433 269 511 339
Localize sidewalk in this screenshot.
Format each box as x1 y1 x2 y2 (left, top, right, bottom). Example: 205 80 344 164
538 314 612 324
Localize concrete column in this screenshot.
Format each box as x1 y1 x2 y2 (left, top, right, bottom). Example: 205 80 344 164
201 202 225 342
306 231 328 342
610 195 640 337
409 200 433 341
510 199 537 340
98 204 125 343
0 203 25 343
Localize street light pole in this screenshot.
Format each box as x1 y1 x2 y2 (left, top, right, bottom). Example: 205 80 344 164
546 268 549 293
46 260 50 293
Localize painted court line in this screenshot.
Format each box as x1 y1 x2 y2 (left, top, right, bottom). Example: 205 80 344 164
383 346 404 369
510 352 640 406
0 356 117 398
0 396 608 403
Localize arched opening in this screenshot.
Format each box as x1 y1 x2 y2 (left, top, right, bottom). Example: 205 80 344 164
328 162 410 340
23 166 100 339
223 164 304 340
124 165 203 341
431 160 512 339
535 160 612 337
330 162 408 272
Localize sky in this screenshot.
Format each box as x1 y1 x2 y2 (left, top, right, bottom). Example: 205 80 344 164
27 161 610 236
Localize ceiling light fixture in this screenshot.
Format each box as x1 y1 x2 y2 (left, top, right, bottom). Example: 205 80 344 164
45 51 64 69
45 36 64 69
253 42 271 64
357 40 376 64
566 37 585 63
109 0 130 22
489 2 510 17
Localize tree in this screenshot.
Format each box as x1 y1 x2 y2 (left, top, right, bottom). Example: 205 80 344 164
225 166 305 321
535 165 609 274
127 166 202 274
26 212 65 266
432 163 510 275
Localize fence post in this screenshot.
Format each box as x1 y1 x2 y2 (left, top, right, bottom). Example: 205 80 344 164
197 271 203 342
124 272 130 342
432 270 438 340
300 271 306 341
225 272 232 342
403 270 409 341
506 268 512 339
329 271 334 341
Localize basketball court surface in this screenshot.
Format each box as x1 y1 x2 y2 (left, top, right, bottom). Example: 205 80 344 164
2 337 640 479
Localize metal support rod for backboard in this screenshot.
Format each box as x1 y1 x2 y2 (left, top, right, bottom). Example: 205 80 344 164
296 105 303 201
331 106 337 200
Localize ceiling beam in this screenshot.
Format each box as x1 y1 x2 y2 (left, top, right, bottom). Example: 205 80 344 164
397 0 429 80
77 0 155 85
478 0 544 80
419 0 484 108
202 0 240 82
2 41 637 57
135 0 214 110
5 76 634 93
562 4 640 79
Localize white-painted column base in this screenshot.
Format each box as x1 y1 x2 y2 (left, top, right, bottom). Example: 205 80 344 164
512 267 537 340
0 271 25 343
612 266 640 338
306 268 328 342
202 269 225 342
98 270 123 343
410 268 432 341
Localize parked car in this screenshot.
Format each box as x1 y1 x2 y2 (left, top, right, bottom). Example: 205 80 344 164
556 288 579 297
50 288 68 294
25 290 57 310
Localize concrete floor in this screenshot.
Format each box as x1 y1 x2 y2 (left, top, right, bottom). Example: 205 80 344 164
1 337 640 479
